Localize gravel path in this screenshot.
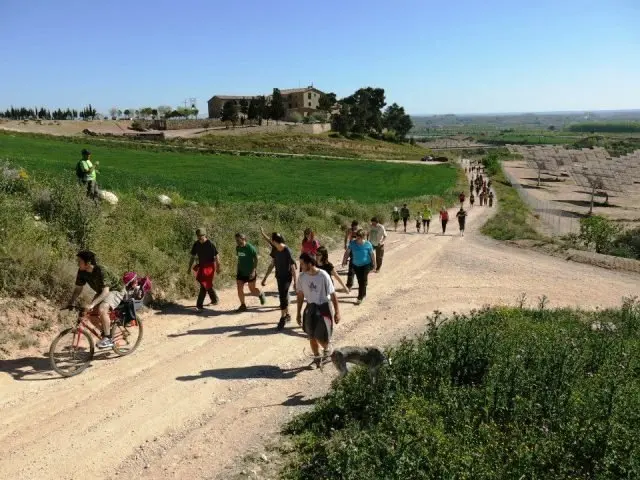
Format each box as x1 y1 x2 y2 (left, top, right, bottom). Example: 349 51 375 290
0 203 638 480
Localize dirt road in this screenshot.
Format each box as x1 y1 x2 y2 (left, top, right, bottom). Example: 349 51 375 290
1 205 638 480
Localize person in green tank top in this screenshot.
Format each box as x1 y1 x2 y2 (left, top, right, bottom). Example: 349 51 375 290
235 233 266 312
79 149 99 199
422 206 432 233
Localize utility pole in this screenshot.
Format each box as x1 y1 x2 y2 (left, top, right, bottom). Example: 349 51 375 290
183 98 197 118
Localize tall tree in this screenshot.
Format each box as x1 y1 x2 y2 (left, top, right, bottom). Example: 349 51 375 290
157 105 172 119
139 107 154 118
330 87 388 136
221 100 239 127
318 92 337 112
124 109 131 117
269 88 285 123
239 98 249 116
247 99 258 122
331 103 354 136
109 107 118 119
255 96 268 125
382 103 414 140
81 104 96 120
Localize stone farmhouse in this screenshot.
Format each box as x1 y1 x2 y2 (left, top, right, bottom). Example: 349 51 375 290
207 86 324 119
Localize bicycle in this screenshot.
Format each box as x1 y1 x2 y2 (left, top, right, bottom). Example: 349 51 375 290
49 304 143 377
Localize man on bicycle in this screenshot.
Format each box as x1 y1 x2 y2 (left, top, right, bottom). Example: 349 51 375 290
66 250 122 348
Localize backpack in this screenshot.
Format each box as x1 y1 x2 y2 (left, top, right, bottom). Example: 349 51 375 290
75 160 85 180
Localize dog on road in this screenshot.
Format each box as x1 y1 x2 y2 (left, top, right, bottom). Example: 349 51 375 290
330 346 391 382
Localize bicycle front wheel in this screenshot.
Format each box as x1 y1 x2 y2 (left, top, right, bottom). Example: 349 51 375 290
49 328 95 377
111 318 143 356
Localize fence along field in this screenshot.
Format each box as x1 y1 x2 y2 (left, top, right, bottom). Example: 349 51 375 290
0 133 456 204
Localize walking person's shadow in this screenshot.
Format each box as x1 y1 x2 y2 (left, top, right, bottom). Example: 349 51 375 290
176 364 310 381
167 322 306 339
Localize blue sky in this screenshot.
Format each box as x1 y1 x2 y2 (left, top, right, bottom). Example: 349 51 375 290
0 0 638 115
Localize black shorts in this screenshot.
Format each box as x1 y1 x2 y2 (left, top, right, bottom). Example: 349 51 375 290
303 303 333 344
236 273 257 283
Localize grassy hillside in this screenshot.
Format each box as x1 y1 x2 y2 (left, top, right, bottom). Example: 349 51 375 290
174 131 428 160
283 302 640 479
0 132 452 204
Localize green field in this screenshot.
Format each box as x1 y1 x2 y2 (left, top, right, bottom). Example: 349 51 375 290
0 133 454 204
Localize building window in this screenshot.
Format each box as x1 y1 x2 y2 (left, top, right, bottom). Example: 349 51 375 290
308 93 312 99
308 102 311 107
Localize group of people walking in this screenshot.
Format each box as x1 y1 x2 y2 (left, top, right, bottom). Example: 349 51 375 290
469 172 494 208
187 219 389 366
390 203 464 236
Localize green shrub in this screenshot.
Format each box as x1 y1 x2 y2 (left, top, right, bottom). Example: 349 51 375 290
579 215 621 254
287 112 303 124
129 120 146 131
613 227 640 260
310 111 328 123
283 303 640 479
381 130 398 143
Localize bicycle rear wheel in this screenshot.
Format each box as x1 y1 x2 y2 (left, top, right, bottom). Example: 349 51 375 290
49 328 95 377
111 318 143 356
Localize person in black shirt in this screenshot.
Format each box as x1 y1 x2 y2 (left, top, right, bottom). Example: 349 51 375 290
261 246 276 287
188 228 221 311
316 246 349 293
400 204 410 232
261 227 297 331
67 250 123 349
344 220 359 290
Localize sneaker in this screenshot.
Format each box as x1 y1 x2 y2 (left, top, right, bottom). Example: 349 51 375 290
355 299 362 305
259 293 266 305
284 314 291 323
236 304 248 313
277 317 286 331
322 346 333 359
211 295 219 306
96 337 114 349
